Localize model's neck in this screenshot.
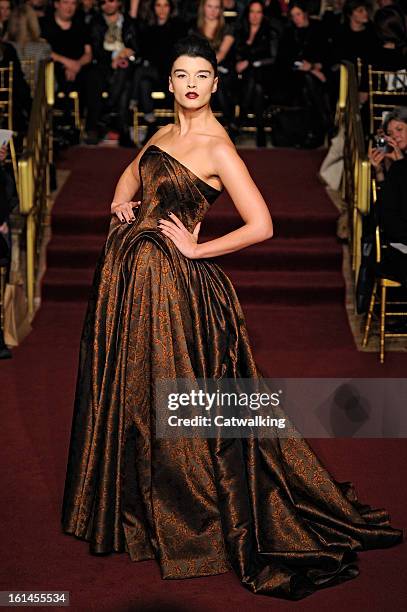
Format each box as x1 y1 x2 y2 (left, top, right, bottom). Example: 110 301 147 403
176 105 214 136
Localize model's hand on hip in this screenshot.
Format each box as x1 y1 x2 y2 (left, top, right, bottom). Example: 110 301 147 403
158 212 201 259
111 200 141 223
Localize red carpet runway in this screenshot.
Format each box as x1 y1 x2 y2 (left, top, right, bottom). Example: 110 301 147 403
1 146 406 611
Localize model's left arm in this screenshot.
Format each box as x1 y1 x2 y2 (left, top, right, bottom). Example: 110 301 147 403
158 142 273 259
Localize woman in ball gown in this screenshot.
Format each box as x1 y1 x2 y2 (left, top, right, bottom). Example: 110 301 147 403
61 34 402 600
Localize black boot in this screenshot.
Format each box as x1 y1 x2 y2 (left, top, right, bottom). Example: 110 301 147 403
0 328 11 360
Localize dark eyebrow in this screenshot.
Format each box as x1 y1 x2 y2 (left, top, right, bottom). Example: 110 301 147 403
173 69 212 74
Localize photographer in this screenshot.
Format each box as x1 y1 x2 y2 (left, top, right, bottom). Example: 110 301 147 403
369 107 407 286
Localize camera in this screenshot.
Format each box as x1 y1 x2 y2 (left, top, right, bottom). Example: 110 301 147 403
374 134 394 154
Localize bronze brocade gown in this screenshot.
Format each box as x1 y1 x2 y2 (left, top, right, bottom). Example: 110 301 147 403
62 144 402 600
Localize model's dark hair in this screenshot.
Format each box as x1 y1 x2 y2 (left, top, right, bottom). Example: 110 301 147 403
171 34 218 76
374 5 407 48
383 106 407 132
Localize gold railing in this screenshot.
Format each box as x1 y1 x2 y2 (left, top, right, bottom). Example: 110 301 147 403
18 60 54 317
340 61 371 283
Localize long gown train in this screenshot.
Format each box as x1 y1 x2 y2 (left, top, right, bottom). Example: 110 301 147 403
61 144 402 599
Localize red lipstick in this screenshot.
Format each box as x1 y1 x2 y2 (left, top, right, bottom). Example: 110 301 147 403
186 93 199 99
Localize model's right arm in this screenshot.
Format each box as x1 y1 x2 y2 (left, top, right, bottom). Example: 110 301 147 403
111 126 171 223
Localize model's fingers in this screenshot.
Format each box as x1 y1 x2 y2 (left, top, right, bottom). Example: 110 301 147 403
116 210 125 222
126 204 136 220
167 212 185 229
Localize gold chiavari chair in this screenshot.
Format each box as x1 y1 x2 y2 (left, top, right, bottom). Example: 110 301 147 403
362 180 407 362
132 91 175 145
368 65 407 135
19 58 36 94
0 62 18 183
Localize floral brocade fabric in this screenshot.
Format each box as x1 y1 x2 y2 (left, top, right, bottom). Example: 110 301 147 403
61 145 402 600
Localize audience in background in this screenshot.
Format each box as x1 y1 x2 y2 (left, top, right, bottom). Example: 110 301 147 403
135 0 186 143
0 40 32 133
77 0 98 24
0 0 10 37
86 0 139 145
40 0 92 112
274 0 330 145
6 4 51 85
371 4 407 70
234 0 273 146
192 0 236 130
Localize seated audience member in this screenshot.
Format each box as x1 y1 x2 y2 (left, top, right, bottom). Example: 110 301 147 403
0 0 10 37
0 41 32 134
0 142 17 359
223 0 245 24
234 0 274 146
371 5 407 70
134 0 186 143
369 107 407 286
274 0 331 145
191 0 236 132
332 0 377 74
26 0 51 19
6 5 52 85
321 0 345 40
40 0 92 123
177 0 200 27
77 0 99 24
86 0 138 145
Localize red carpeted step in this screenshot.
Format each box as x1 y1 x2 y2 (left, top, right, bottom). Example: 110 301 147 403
51 209 337 239
46 234 341 271
42 266 344 304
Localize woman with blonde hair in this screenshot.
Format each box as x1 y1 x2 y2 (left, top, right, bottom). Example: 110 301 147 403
6 4 51 86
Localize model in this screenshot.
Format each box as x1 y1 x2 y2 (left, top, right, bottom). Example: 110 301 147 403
61 35 402 599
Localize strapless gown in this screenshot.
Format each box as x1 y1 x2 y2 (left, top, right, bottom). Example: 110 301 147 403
61 144 402 600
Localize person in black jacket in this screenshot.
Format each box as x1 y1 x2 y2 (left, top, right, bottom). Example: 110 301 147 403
274 0 331 145
234 0 274 146
133 0 186 143
86 0 139 145
369 107 407 286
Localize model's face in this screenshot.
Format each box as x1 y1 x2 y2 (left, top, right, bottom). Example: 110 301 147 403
155 0 171 22
100 0 121 16
55 0 77 20
0 0 11 22
386 120 407 151
204 0 221 20
351 6 369 25
169 55 218 110
290 7 309 28
248 3 263 27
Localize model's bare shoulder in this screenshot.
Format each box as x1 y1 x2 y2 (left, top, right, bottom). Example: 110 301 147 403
149 123 175 145
210 138 244 174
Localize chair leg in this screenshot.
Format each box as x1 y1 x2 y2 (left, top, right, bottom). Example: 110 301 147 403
380 284 386 363
362 281 377 347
